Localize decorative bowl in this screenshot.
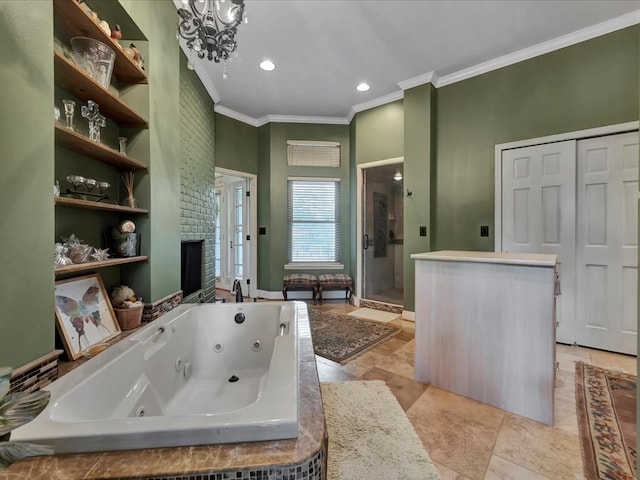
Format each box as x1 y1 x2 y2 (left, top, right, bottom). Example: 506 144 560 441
70 37 116 88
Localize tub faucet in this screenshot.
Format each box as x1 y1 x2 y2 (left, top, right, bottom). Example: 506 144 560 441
232 279 244 302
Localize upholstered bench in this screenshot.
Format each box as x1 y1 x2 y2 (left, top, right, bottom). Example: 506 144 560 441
283 273 318 303
317 273 353 304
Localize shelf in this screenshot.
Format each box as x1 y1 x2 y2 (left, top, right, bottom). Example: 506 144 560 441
53 0 148 85
55 125 147 171
55 256 149 276
54 53 148 128
55 197 148 214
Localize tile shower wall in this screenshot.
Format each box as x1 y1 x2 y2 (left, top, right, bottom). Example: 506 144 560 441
180 55 216 303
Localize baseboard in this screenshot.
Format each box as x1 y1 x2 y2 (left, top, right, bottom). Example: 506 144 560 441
256 289 349 301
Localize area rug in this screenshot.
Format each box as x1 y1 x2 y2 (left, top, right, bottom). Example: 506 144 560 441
321 380 441 480
575 362 637 480
309 309 400 363
347 307 399 323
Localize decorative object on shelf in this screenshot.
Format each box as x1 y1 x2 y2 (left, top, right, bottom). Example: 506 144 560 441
121 171 138 208
61 233 93 264
129 43 144 70
98 19 111 37
110 227 140 258
118 219 136 234
54 243 73 266
0 367 54 468
63 175 115 204
118 136 127 155
81 100 106 143
54 274 122 360
70 36 116 88
54 180 60 198
110 285 144 330
62 99 75 130
177 0 247 71
54 105 61 123
91 248 110 262
110 24 122 44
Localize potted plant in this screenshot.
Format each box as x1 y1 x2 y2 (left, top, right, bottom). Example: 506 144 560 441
0 367 54 468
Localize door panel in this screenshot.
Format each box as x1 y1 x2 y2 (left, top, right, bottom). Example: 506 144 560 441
576 132 638 354
501 140 576 344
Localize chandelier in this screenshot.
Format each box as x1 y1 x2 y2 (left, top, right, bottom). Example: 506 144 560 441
177 0 246 64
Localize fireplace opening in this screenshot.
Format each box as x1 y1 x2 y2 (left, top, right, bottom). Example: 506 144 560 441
181 240 204 298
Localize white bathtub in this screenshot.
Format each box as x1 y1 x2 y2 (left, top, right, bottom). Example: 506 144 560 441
12 301 301 454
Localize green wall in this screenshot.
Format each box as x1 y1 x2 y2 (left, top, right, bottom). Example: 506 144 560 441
180 54 217 302
260 123 351 291
434 26 639 251
354 100 404 165
120 0 181 301
215 113 259 175
0 0 185 369
0 1 55 367
403 84 436 311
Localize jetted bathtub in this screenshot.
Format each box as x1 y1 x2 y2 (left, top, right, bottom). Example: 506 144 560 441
12 301 301 454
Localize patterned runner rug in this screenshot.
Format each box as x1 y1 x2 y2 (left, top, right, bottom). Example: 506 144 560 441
309 309 400 363
575 362 637 480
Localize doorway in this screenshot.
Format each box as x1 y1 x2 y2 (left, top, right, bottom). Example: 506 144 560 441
358 159 404 306
496 124 638 354
214 168 258 298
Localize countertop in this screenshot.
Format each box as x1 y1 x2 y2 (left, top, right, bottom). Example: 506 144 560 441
411 250 557 267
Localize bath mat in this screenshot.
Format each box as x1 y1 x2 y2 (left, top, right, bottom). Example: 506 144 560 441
309 309 400 363
321 380 441 480
347 307 399 323
575 362 637 480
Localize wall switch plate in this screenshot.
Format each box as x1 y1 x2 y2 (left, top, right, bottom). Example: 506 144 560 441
419 226 427 236
480 225 489 237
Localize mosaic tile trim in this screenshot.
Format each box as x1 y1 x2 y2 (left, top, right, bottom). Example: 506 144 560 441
133 447 325 480
359 299 403 314
9 350 63 394
143 291 183 322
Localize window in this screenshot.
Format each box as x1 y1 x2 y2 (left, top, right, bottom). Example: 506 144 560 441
287 178 341 265
287 140 340 167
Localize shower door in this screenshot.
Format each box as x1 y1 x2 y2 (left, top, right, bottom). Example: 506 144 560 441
362 163 404 305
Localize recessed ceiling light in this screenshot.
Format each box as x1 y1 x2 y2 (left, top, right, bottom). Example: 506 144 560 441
356 82 370 92
259 59 276 71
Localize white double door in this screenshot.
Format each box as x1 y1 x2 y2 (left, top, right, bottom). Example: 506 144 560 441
501 131 638 355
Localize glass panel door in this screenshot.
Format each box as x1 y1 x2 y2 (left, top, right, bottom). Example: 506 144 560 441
362 163 404 305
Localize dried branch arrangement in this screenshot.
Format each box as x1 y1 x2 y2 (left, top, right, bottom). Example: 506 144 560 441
121 172 137 208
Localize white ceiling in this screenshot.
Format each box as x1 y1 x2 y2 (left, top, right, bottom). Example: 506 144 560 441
177 0 640 126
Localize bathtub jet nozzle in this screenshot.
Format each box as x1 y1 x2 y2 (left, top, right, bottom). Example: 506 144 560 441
234 312 245 324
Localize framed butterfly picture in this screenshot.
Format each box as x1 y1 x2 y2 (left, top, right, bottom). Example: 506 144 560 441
54 274 121 360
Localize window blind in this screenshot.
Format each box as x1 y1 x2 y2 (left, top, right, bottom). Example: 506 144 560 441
287 140 340 167
287 179 341 263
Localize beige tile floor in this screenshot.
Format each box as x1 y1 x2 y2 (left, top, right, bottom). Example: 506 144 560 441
311 302 638 480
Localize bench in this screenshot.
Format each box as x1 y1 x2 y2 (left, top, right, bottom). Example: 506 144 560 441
282 273 318 303
317 273 353 304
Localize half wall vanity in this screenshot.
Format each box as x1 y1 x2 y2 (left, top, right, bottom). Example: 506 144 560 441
411 251 558 425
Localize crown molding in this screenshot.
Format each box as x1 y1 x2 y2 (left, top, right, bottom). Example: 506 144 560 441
397 71 438 91
207 10 640 127
347 90 405 122
214 105 260 127
437 9 640 87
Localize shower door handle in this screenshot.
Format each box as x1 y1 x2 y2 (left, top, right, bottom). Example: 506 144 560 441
363 234 369 250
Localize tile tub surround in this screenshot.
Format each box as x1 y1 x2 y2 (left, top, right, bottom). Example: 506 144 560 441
2 308 326 480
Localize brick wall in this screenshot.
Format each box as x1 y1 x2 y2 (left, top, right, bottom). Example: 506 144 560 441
179 56 216 303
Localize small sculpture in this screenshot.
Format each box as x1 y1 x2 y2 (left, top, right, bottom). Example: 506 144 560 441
81 100 106 143
129 43 144 70
110 24 122 43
